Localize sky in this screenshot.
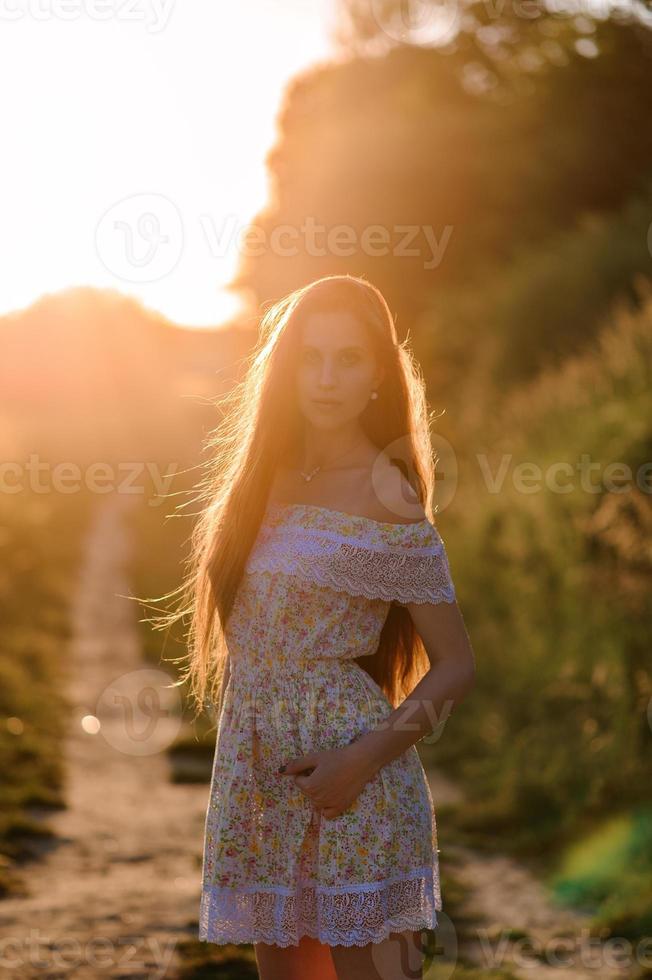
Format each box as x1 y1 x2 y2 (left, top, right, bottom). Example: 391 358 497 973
1 0 339 328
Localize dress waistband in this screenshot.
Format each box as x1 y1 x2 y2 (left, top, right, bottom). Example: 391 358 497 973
228 654 364 686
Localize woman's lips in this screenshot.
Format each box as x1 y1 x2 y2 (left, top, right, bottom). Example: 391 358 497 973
312 399 341 407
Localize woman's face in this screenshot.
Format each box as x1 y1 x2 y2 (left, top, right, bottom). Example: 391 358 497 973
295 311 384 429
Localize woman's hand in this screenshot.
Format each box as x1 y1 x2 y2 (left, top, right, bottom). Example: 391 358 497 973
277 741 377 819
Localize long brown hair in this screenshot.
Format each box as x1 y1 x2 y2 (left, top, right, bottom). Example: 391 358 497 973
154 273 443 722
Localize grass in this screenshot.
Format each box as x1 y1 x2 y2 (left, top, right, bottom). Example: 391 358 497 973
0 490 92 895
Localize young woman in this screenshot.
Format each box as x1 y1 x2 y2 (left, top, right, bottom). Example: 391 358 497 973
172 273 475 979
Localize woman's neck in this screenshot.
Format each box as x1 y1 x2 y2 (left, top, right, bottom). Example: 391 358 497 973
294 425 370 471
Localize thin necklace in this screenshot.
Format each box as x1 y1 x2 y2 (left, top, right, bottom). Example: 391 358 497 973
298 437 368 483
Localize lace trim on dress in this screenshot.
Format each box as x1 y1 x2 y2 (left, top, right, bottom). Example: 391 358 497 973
246 519 456 605
199 866 440 947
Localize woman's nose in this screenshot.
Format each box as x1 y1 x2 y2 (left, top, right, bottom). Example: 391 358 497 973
318 359 337 385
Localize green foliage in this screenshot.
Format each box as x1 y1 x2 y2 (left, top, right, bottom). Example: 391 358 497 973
426 178 652 393
0 492 91 895
551 806 652 937
425 293 652 935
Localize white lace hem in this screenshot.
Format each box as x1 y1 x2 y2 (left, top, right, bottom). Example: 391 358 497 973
199 867 441 947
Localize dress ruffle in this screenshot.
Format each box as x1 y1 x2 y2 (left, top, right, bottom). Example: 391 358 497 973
199 867 440 947
246 502 456 605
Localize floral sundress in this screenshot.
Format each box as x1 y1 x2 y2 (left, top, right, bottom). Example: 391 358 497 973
199 500 457 948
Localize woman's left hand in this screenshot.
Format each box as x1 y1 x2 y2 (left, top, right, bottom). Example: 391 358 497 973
277 741 377 819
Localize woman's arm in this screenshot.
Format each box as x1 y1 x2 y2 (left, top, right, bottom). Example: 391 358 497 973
350 598 476 776
281 600 475 819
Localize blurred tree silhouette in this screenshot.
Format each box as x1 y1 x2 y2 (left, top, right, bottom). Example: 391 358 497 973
232 8 652 366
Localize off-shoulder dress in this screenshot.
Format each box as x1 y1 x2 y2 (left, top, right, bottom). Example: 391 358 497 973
198 500 457 948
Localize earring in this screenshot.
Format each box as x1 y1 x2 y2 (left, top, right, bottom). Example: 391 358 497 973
370 391 378 400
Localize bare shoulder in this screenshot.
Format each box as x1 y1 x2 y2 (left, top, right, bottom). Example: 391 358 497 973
367 465 428 525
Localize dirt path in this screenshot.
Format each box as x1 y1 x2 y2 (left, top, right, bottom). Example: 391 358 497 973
0 493 207 980
426 778 630 978
0 492 631 979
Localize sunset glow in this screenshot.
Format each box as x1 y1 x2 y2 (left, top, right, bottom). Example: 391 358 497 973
1 1 337 327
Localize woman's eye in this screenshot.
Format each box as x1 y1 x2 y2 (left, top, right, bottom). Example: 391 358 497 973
300 350 361 366
339 351 360 366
